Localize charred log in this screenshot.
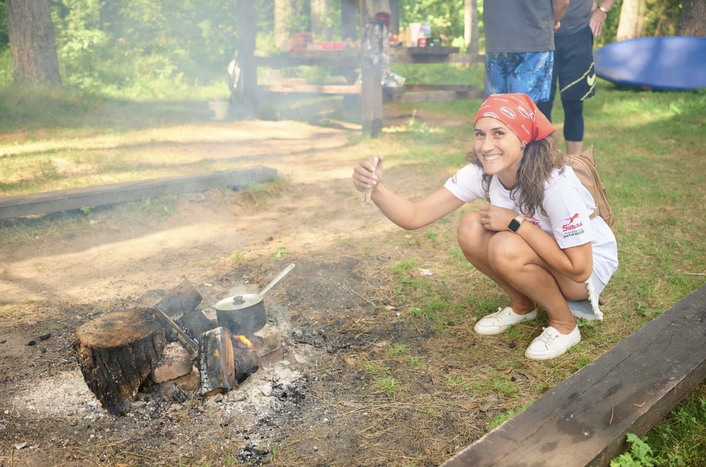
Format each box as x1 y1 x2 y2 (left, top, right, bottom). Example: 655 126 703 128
74 309 166 415
179 309 216 343
199 327 235 396
233 335 260 384
155 278 202 320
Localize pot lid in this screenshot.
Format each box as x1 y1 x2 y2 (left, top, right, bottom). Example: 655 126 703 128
215 294 263 311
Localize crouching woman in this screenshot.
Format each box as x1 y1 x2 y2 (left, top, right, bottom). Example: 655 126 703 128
352 93 618 360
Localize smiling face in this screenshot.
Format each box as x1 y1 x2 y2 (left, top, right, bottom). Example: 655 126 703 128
474 117 525 187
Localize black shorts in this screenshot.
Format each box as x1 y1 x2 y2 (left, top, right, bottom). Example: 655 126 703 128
553 25 596 102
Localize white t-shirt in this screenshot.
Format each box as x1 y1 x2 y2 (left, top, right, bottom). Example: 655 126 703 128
444 164 618 284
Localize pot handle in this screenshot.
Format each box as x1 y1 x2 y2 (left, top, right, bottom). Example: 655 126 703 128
259 263 295 297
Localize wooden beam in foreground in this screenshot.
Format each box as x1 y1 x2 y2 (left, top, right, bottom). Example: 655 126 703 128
0 166 277 220
443 284 706 467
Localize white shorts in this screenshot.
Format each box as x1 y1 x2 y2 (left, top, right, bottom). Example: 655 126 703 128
567 270 606 321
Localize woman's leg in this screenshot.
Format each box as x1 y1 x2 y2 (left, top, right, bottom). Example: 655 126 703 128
486 231 587 334
457 213 535 315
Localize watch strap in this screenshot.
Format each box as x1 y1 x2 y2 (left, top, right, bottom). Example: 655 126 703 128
598 5 609 13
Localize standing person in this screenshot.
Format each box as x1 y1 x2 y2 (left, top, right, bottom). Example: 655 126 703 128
352 94 618 360
536 0 617 155
483 0 570 103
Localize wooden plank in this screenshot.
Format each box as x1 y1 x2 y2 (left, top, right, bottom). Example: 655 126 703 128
442 284 706 467
404 84 478 92
0 166 277 220
361 67 383 137
389 89 484 103
261 83 362 94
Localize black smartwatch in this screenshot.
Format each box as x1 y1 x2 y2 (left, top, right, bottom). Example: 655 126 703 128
508 215 525 233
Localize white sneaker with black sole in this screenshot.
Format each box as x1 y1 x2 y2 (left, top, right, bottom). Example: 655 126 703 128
473 307 538 335
525 325 581 360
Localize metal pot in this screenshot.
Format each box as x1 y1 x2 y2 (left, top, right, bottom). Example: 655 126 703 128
215 264 295 335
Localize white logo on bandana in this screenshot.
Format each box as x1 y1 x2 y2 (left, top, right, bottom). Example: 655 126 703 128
521 123 531 135
483 112 500 119
500 107 517 119
517 104 531 119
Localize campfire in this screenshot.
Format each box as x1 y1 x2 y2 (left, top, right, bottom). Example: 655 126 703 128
73 266 293 415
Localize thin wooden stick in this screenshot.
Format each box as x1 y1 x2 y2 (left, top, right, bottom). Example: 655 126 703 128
364 155 379 205
609 405 614 426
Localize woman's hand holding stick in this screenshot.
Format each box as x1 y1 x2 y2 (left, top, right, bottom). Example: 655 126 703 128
353 155 383 205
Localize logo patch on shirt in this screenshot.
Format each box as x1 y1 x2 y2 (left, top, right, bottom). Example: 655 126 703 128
450 174 458 184
562 213 585 236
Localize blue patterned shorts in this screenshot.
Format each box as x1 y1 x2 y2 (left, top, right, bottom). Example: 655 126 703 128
486 51 554 103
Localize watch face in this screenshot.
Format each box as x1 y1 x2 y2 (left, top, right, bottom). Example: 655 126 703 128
509 218 521 232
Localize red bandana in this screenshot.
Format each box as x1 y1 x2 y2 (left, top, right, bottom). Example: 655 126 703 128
475 94 555 146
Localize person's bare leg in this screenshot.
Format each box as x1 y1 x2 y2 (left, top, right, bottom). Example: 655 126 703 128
457 213 535 315
487 232 577 334
566 140 583 155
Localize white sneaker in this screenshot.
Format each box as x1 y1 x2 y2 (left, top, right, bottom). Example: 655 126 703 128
525 325 581 360
474 307 538 335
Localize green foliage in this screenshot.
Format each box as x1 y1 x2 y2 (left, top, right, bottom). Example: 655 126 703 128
391 258 418 275
610 434 656 467
377 376 402 397
387 344 408 356
488 401 533 431
273 247 290 258
0 1 8 48
44 0 243 93
229 251 244 264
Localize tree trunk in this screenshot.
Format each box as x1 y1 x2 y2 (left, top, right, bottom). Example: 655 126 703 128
464 0 480 55
5 0 61 86
311 0 332 40
678 0 706 37
235 0 258 117
275 0 294 49
616 0 647 41
389 0 399 37
75 309 166 415
341 0 358 40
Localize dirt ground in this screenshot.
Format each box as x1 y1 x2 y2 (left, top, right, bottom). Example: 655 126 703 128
0 107 522 466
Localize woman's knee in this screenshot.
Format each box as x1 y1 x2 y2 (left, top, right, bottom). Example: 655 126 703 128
487 232 526 273
457 213 486 254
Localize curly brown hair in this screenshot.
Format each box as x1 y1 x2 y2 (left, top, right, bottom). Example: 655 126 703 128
465 132 565 216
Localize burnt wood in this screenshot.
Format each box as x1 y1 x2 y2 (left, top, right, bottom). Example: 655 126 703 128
74 309 166 415
150 307 199 356
233 335 261 384
199 327 235 396
0 166 277 220
154 279 202 320
442 284 706 467
179 309 216 343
